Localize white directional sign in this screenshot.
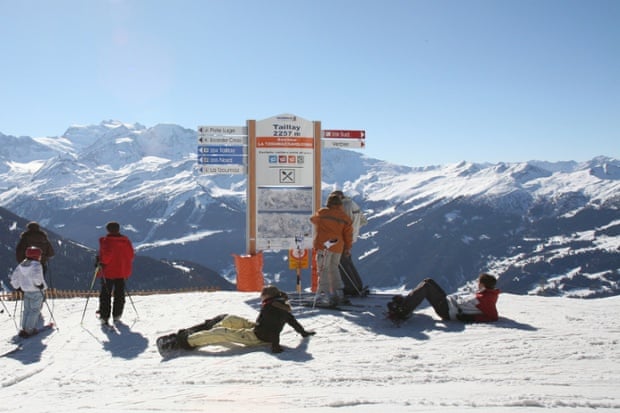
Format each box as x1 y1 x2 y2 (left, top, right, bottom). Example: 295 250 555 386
199 135 248 145
197 125 248 145
197 126 248 136
322 139 366 149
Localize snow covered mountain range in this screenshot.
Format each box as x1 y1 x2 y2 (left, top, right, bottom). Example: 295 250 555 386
0 121 618 296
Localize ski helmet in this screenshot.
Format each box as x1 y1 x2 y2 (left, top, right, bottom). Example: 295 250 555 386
25 246 42 261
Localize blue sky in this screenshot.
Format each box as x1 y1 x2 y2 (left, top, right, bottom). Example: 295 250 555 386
1 0 618 167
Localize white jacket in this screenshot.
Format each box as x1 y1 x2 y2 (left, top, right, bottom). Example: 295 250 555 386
342 197 368 243
446 292 482 320
10 259 47 293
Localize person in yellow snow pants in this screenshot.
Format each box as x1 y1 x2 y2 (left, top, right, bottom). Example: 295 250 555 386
187 315 265 348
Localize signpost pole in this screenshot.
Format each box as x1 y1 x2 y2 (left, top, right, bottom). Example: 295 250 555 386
247 119 257 255
313 121 322 213
312 121 322 291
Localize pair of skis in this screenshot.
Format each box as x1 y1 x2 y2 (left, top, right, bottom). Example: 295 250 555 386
289 296 366 312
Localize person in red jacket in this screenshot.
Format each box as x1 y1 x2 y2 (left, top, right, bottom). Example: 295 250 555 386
387 273 500 324
96 221 134 325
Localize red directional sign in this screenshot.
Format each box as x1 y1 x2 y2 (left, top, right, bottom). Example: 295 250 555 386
322 130 366 139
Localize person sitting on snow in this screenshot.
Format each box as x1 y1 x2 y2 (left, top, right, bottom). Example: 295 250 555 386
387 273 500 324
10 246 48 338
157 286 315 354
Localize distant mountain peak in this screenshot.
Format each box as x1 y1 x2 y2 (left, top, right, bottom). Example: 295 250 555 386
0 121 618 297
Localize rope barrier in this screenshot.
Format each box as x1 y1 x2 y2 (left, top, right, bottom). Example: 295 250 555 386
0 287 220 301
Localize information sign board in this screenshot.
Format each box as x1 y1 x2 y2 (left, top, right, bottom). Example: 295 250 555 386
252 114 317 251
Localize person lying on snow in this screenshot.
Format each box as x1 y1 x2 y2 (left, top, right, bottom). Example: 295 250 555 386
157 286 315 354
387 273 500 324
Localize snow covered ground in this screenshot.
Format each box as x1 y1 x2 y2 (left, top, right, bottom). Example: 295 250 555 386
1 291 619 412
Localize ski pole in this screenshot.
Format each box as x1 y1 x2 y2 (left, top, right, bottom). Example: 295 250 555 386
80 265 101 324
0 292 18 331
13 294 19 322
40 289 58 330
1 292 20 331
45 260 55 312
0 292 11 316
125 286 139 320
338 261 363 297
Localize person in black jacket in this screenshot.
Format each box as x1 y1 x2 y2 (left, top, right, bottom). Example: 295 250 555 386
16 222 55 274
156 286 315 355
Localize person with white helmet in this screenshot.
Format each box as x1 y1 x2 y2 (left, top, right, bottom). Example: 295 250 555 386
10 246 48 338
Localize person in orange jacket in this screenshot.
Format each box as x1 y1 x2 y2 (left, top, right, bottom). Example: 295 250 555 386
310 193 353 306
387 273 500 324
96 221 134 325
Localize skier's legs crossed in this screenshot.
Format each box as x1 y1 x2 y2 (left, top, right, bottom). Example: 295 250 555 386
403 278 450 320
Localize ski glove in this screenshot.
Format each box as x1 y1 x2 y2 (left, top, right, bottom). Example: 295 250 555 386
301 330 316 338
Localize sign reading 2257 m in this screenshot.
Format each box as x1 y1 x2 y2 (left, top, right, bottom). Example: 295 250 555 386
252 114 316 251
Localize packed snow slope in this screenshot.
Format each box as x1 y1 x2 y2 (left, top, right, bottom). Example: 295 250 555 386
1 291 618 412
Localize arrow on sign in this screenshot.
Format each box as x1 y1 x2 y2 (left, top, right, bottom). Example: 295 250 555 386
322 130 366 139
322 139 366 149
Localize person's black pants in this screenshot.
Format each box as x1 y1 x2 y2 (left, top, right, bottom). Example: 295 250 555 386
99 278 126 321
403 278 450 320
339 254 365 296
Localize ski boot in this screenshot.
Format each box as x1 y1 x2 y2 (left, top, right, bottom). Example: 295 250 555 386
156 333 182 356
